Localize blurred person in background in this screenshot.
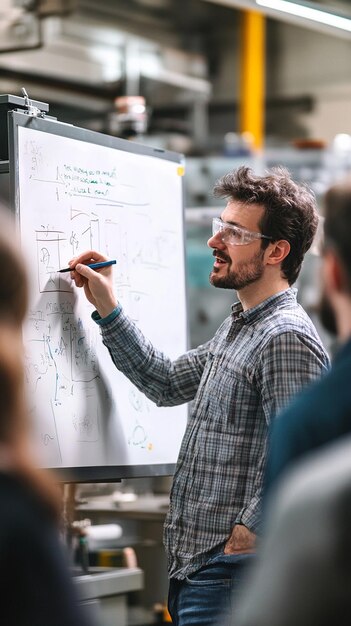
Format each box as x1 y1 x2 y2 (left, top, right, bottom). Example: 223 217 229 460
0 209 93 626
228 175 351 626
265 175 351 496
70 167 329 626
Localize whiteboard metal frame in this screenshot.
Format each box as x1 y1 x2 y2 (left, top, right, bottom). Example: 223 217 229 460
8 110 189 483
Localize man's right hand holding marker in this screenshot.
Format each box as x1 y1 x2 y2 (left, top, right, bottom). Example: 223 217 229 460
69 250 118 319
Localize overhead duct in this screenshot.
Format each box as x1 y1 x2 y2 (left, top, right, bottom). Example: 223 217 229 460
0 0 42 52
202 0 351 39
0 12 211 97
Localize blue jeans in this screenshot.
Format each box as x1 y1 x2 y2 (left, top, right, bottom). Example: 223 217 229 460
168 553 255 626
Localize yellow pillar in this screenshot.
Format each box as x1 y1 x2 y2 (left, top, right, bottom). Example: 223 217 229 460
239 10 266 151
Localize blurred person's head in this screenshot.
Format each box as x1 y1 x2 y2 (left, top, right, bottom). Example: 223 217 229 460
320 177 351 340
0 209 28 448
0 212 28 326
0 207 59 516
208 167 318 297
0 207 28 444
0 324 27 447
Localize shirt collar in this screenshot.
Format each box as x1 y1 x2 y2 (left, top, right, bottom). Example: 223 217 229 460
231 288 298 324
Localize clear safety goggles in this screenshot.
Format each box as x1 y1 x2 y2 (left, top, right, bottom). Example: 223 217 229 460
212 217 272 246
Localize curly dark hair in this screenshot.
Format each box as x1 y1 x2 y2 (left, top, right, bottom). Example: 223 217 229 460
213 166 319 285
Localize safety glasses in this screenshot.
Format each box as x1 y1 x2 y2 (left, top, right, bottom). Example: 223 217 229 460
212 217 272 246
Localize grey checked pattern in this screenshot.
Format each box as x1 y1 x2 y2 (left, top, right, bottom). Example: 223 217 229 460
96 288 330 579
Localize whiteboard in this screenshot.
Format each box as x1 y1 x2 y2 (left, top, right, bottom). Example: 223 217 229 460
9 112 188 481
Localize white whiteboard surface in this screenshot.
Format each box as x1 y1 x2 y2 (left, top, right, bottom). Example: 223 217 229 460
14 119 188 480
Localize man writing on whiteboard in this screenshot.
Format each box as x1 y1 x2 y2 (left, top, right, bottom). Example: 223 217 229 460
70 166 329 626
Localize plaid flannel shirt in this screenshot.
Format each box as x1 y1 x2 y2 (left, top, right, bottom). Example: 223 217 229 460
95 288 330 579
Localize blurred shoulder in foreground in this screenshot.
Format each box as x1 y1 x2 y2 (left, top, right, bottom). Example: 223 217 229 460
230 434 351 626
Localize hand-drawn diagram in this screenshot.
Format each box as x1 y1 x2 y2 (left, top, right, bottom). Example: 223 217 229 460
127 388 152 450
18 126 188 470
36 229 68 292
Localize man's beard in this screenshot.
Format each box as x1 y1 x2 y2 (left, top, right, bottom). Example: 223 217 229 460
209 248 265 290
318 290 338 336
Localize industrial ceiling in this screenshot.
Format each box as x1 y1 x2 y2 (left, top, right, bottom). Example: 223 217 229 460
0 0 350 129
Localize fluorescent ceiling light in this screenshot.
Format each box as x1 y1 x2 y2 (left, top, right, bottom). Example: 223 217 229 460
256 0 351 33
